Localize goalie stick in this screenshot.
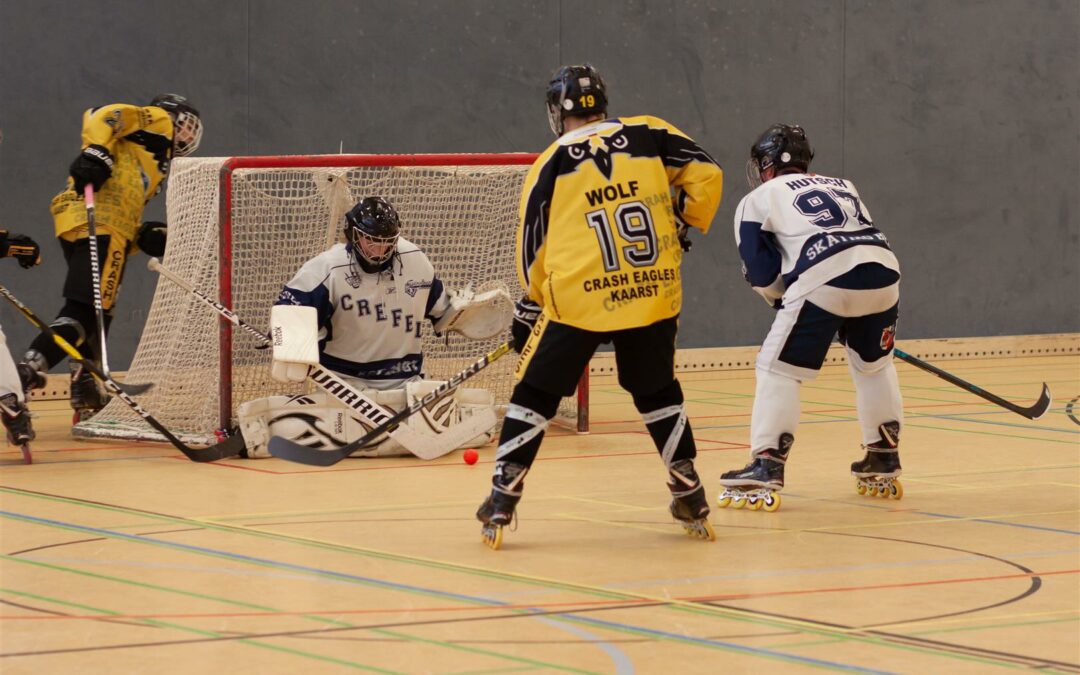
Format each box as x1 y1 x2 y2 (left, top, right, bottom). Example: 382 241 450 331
894 348 1052 420
269 340 514 466
0 283 245 462
148 258 497 460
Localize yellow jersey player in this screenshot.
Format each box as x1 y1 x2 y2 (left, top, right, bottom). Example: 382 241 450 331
476 64 724 549
17 94 203 421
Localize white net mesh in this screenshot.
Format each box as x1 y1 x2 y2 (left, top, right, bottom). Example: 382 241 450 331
75 155 583 444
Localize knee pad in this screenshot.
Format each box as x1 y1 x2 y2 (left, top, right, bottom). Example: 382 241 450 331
495 381 559 464
631 379 683 415
508 380 561 420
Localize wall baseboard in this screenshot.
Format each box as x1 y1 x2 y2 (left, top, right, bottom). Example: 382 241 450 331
30 333 1079 400
589 332 1080 376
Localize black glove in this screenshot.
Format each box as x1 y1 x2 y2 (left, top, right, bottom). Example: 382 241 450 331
511 296 541 353
136 221 168 257
0 230 41 268
677 223 692 253
69 144 114 193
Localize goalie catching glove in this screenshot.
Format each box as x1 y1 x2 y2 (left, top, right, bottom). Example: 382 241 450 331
270 304 320 383
433 285 513 339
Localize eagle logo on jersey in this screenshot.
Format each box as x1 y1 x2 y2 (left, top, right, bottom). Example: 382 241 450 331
344 269 363 288
404 279 431 297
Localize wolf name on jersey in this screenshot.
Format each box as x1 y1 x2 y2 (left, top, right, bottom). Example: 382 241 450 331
274 237 451 390
735 173 900 306
51 104 176 243
518 115 723 332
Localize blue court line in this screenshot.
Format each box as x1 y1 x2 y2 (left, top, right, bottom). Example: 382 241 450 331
0 509 886 672
915 511 1080 536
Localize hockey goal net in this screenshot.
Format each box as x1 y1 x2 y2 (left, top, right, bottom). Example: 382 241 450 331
75 154 588 445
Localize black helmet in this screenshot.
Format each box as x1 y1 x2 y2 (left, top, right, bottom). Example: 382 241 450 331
746 123 814 188
546 64 608 136
150 93 203 157
345 197 400 272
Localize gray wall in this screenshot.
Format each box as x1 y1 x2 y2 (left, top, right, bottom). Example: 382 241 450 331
1 0 1077 370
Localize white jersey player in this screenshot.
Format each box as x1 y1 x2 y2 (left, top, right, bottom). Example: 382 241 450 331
1 228 42 458
237 197 503 458
717 124 905 511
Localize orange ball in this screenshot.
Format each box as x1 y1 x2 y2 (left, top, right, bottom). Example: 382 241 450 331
463 448 479 465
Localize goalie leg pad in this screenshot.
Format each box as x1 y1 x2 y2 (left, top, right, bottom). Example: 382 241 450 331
404 380 498 449
238 392 399 459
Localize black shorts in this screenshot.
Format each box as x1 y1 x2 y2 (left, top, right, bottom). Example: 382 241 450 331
515 314 679 398
60 234 128 311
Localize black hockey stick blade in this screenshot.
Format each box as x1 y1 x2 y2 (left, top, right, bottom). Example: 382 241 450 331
267 437 354 467
115 381 155 396
269 340 515 466
176 433 247 463
894 348 1052 420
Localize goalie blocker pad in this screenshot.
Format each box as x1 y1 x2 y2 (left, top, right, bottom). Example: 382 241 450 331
271 304 319 382
237 382 496 459
433 286 512 340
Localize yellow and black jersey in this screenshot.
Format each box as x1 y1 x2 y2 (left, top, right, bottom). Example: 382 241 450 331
517 115 723 332
51 103 175 244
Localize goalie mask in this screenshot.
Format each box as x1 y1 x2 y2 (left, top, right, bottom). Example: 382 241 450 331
546 64 608 136
150 93 203 157
345 197 400 273
746 123 814 188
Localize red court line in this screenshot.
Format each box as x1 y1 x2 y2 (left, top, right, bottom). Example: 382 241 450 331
3 569 1074 622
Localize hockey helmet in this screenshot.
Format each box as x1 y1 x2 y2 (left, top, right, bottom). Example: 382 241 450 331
345 197 400 272
546 64 608 136
150 93 203 157
746 123 814 188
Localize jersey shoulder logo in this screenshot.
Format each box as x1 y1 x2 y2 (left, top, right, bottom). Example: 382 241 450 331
404 279 431 297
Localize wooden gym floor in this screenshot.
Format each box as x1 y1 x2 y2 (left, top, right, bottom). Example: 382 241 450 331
1 351 1077 674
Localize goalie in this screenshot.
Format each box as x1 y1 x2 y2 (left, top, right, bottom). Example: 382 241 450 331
237 197 507 458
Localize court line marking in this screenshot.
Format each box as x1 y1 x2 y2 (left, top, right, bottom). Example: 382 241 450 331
0 487 1061 671
0 509 887 673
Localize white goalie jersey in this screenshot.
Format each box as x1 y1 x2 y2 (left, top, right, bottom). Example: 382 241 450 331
735 173 900 307
275 237 450 390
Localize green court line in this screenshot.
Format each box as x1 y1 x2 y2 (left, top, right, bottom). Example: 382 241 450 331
0 488 1060 671
0 583 401 673
0 558 599 674
800 409 1078 445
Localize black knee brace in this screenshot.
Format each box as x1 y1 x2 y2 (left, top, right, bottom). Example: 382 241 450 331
633 379 697 466
494 381 560 467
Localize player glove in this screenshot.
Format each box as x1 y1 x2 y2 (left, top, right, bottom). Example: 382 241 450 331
0 230 41 268
69 144 114 193
511 296 541 353
677 223 692 253
136 221 168 257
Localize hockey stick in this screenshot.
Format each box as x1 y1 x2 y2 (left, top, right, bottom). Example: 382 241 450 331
894 348 1052 420
80 186 153 394
0 283 245 462
269 340 514 466
148 258 497 460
